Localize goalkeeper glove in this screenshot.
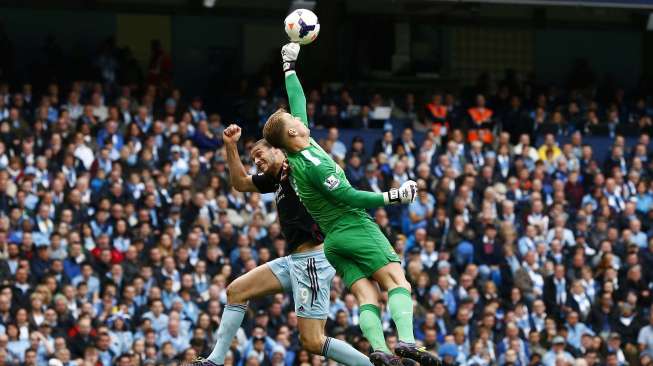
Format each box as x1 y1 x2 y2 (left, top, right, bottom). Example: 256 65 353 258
383 180 418 205
282 42 300 72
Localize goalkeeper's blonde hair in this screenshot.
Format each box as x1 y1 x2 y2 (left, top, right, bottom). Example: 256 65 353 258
263 108 288 148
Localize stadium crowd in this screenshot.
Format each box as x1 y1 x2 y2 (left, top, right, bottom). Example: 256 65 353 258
1 41 653 366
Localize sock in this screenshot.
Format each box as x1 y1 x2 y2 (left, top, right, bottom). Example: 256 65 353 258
207 304 248 364
359 304 391 354
388 287 416 344
322 337 374 366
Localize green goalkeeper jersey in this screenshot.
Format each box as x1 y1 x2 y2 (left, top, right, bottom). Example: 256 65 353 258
284 72 386 234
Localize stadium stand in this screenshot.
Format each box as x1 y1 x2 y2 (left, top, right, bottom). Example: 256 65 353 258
1 27 653 366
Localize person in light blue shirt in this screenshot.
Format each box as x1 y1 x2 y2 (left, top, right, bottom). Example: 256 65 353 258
635 181 653 214
161 283 177 310
193 261 210 296
565 311 594 350
96 332 116 366
430 276 457 315
240 327 278 366
176 292 200 326
407 182 435 234
141 299 169 333
328 297 346 321
96 120 124 152
108 315 133 356
542 336 574 366
5 324 29 364
157 320 190 354
90 212 113 238
111 220 131 253
71 263 101 298
169 146 189 181
629 219 648 248
27 332 52 365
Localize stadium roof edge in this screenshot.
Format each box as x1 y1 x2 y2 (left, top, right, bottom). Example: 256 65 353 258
433 0 653 10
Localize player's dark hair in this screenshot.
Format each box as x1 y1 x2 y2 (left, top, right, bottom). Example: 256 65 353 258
263 108 288 148
252 139 272 150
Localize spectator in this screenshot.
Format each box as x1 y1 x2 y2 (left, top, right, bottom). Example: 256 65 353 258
0 43 651 366
542 336 575 366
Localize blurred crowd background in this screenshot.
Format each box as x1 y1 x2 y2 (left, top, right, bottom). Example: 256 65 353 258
2 1 653 366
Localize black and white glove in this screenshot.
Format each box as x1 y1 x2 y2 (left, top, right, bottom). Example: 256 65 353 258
282 42 300 72
383 180 418 205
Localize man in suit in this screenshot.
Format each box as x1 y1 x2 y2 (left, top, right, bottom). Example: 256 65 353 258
372 130 395 157
543 263 569 321
475 225 503 284
587 291 616 335
603 145 628 177
432 301 453 340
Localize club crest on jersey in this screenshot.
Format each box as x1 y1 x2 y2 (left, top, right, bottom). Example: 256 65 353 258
324 175 340 191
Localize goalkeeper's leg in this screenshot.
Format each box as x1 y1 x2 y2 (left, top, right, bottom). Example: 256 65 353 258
372 263 441 366
372 263 415 344
350 278 392 354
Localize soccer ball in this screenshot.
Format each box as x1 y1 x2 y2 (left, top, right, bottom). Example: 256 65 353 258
284 9 320 45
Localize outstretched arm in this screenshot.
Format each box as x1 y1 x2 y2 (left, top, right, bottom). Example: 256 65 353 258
223 124 259 192
306 157 417 208
282 43 309 127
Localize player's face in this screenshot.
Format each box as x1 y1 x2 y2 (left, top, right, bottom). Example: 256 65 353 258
252 145 276 174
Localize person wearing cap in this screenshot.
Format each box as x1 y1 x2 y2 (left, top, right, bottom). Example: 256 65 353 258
170 145 189 181
270 345 286 366
542 336 574 366
438 343 458 366
195 124 372 366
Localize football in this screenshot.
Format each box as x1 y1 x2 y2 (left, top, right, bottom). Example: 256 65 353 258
284 8 320 45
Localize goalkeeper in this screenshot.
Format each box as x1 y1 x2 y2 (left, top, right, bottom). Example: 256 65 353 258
262 43 441 366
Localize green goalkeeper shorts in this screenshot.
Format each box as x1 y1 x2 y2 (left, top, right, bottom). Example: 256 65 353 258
323 216 400 288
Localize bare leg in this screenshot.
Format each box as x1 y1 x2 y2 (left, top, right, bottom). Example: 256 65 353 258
371 262 411 293
297 318 328 354
350 278 380 306
226 264 284 304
